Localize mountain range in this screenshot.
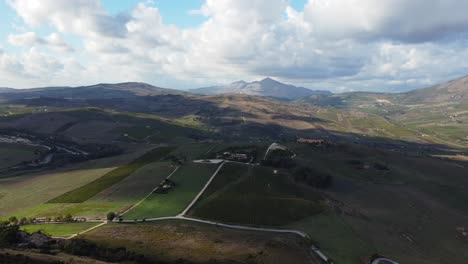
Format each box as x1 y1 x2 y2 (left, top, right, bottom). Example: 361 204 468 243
189 77 331 100
302 75 468 107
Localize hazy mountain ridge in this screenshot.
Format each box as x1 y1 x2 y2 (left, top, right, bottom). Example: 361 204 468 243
401 75 468 104
301 75 468 107
0 82 185 99
190 77 331 100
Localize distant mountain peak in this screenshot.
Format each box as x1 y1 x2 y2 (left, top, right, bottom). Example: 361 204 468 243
231 80 247 85
190 77 331 100
258 77 281 85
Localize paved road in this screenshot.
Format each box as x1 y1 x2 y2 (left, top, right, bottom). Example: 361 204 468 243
371 258 399 264
120 215 307 238
67 156 326 263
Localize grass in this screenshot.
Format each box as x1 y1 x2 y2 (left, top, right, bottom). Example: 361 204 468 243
285 142 468 264
20 222 100 237
191 163 324 226
0 165 116 219
48 147 175 203
19 161 177 218
169 143 218 160
0 154 137 219
82 221 310 264
288 211 375 264
123 162 218 219
0 143 47 170
202 143 268 162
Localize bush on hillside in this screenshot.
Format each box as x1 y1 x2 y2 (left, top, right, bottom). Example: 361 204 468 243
293 166 333 189
261 157 296 169
0 222 19 246
107 212 116 221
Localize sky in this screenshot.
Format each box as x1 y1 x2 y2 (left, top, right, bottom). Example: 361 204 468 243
1 0 468 92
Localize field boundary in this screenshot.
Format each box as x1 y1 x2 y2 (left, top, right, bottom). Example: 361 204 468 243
177 161 226 217
119 165 180 217
47 147 174 203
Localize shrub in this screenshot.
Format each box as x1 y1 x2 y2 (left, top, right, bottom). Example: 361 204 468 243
106 212 116 221
64 214 74 222
8 216 18 225
19 217 28 225
0 223 19 246
293 167 333 189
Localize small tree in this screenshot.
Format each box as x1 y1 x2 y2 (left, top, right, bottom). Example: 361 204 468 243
107 212 116 221
0 222 19 246
64 214 74 222
19 217 28 225
8 216 18 225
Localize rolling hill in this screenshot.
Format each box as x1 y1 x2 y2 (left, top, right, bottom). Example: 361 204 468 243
301 75 468 107
1 78 465 148
0 82 185 100
190 77 331 100
300 75 468 147
1 76 468 264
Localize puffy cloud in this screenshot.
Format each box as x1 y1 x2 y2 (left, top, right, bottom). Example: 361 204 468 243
302 0 468 42
7 0 129 38
7 32 43 46
8 32 74 52
2 0 468 91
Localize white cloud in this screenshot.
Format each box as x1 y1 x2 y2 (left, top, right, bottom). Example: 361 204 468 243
302 0 468 42
2 0 468 91
8 32 74 52
7 0 128 37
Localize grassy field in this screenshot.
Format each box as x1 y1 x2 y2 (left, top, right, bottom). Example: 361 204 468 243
190 163 324 226
15 161 176 219
20 222 100 237
123 162 218 219
285 142 468 264
186 142 468 264
0 143 47 170
0 248 112 264
82 221 311 264
201 143 268 162
0 150 147 219
0 167 115 219
169 142 219 160
48 147 175 203
288 211 375 264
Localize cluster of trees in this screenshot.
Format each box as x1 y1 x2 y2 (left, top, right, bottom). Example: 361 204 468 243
260 148 333 189
293 167 333 189
8 214 77 226
164 155 185 166
60 239 149 263
261 149 296 169
0 221 150 264
0 221 19 246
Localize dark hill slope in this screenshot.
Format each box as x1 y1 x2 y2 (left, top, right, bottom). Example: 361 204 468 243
0 82 185 100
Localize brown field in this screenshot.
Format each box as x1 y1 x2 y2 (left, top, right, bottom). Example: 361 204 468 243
83 221 313 264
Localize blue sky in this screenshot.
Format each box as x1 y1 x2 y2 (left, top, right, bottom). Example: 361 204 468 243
102 0 206 27
1 0 468 91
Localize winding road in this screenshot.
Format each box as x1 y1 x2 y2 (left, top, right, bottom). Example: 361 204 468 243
64 146 328 263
